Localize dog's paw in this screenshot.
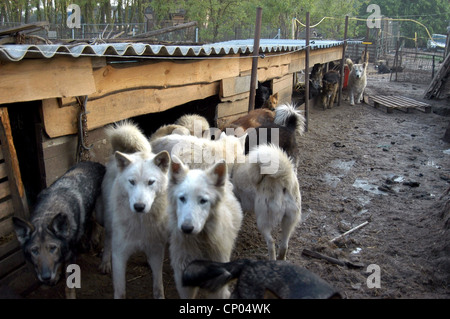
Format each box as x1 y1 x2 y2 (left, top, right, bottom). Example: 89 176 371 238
99 261 112 274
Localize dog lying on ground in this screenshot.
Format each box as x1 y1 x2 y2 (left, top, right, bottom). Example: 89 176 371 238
346 58 368 105
231 144 302 260
168 158 243 298
182 259 341 299
13 161 105 299
98 121 170 299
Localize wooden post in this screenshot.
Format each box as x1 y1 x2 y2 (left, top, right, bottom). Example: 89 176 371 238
304 12 310 132
364 27 369 62
248 7 263 112
338 15 349 106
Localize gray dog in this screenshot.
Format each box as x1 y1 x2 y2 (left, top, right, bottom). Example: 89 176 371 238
13 161 105 299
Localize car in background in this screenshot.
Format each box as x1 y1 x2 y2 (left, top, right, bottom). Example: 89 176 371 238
427 34 446 51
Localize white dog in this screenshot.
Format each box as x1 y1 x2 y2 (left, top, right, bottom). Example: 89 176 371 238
231 144 302 260
167 158 243 298
99 121 170 299
347 58 368 105
151 132 246 171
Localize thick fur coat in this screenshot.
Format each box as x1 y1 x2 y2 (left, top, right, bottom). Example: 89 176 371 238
231 144 302 260
99 121 170 299
167 159 243 298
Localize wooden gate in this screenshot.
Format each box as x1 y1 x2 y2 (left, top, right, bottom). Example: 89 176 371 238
0 107 38 297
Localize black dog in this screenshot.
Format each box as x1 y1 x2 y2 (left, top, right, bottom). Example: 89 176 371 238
183 259 341 299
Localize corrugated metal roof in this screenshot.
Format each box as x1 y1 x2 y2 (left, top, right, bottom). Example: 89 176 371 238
0 39 352 62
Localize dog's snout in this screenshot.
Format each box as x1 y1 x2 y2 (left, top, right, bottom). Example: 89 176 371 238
181 224 194 234
40 268 52 283
134 203 146 213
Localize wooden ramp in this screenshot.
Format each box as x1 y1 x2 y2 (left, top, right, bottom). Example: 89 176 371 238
369 95 432 113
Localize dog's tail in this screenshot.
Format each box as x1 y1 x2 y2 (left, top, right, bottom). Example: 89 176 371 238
105 120 151 154
247 144 295 180
346 58 354 69
274 103 305 136
182 259 249 292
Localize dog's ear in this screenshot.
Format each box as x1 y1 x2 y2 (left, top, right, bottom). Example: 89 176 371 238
207 160 227 187
363 61 368 69
13 217 34 246
115 151 133 170
48 213 70 239
153 151 170 173
170 155 187 184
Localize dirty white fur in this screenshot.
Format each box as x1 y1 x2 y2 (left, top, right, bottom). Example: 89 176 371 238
99 121 170 299
151 132 246 172
346 58 368 105
168 158 243 298
174 114 210 138
231 144 302 260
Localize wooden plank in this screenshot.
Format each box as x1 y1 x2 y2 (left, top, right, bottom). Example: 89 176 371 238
257 65 290 83
0 216 13 238
90 58 239 101
216 98 249 119
42 82 220 138
0 21 49 36
239 53 291 74
0 235 20 260
0 108 29 220
0 108 24 198
0 263 39 297
220 92 249 103
0 57 95 104
0 248 24 279
0 162 7 179
41 127 110 186
0 199 14 220
276 86 293 105
220 76 251 98
371 95 431 113
272 74 293 94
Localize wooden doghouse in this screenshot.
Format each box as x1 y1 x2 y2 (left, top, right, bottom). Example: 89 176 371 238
0 39 343 296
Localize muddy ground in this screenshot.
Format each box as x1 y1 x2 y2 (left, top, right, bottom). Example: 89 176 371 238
26 67 450 299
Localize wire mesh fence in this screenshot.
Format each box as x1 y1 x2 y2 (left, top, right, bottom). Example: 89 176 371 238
379 48 445 84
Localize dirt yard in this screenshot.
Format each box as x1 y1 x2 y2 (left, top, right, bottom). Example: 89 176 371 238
26 67 450 299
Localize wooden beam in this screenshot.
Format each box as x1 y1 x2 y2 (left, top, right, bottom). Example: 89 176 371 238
220 75 251 98
216 98 249 118
87 58 239 102
0 57 95 104
42 82 220 138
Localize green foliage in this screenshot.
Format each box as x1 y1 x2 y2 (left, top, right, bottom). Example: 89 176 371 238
0 0 448 43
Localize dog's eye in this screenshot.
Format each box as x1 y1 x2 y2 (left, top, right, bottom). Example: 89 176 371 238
148 180 155 186
129 179 135 186
199 198 208 205
30 247 39 256
179 196 186 203
48 245 57 253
